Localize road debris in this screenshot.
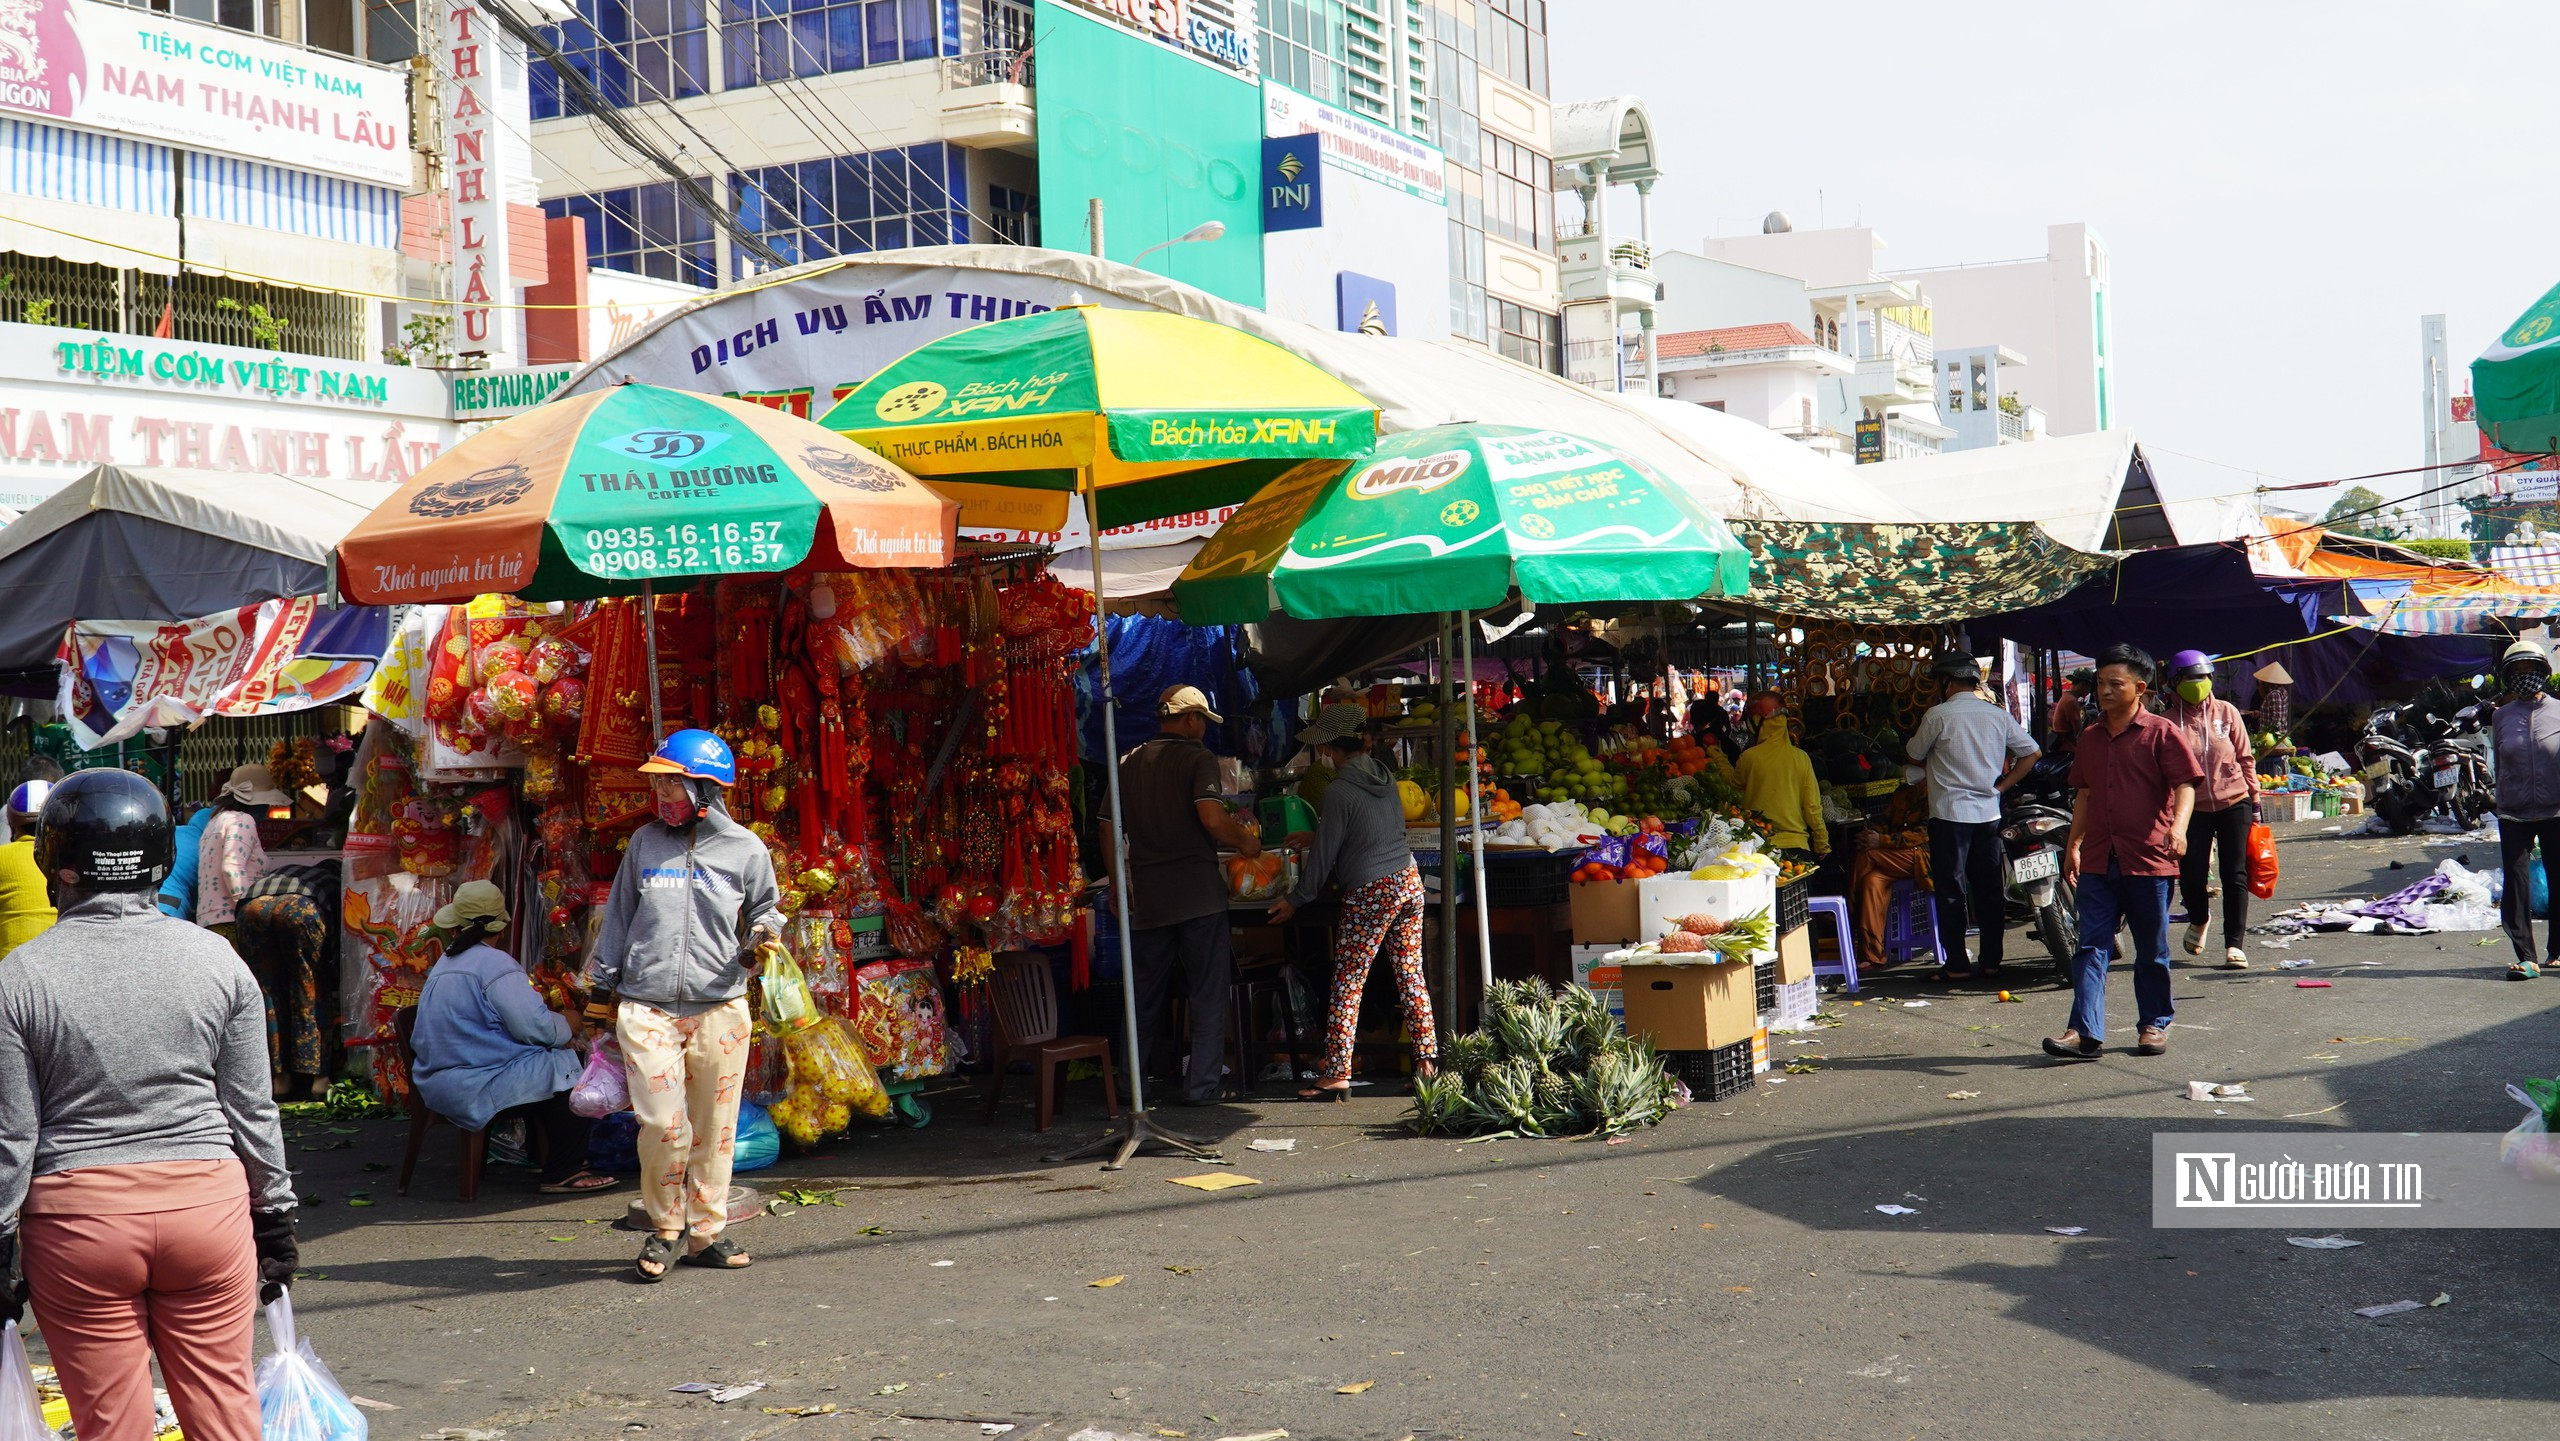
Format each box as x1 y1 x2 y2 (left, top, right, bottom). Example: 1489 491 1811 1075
1246 1139 1297 1152
2045 1226 2087 1236
1089 1275 1126 1288
1946 1090 1982 1100
2354 1300 2424 1318
1874 1204 1917 1216
1335 1380 1375 1394
2287 1235 2364 1249
2296 979 2334 989
1167 1174 1260 1192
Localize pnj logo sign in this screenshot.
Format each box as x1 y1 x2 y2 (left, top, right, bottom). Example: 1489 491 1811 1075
1262 134 1324 233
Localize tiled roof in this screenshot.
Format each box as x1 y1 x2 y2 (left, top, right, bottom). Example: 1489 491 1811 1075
1656 322 1816 360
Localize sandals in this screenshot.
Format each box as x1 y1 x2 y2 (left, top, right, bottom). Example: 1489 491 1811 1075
2511 960 2541 981
634 1233 676 1283
1296 1085 1350 1103
680 1237 753 1270
539 1170 620 1195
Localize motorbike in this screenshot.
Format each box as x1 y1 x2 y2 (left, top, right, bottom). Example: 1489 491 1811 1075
2001 754 2078 968
2362 681 2497 835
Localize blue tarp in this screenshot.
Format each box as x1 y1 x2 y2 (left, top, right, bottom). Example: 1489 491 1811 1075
1073 615 1269 766
1972 544 2323 659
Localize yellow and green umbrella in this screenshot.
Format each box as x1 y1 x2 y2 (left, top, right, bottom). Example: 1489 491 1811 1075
1170 424 1753 624
818 306 1379 531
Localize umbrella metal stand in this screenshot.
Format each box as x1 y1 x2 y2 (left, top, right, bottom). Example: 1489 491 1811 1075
1435 614 1457 1038
1047 486 1219 1170
1461 610 1492 999
641 579 665 740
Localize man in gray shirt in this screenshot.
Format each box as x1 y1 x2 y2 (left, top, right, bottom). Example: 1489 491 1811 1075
1906 653 2041 980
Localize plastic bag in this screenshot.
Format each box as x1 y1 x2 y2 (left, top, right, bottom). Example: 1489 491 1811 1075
2246 822 2279 900
0 1322 47 1441
733 1099 780 1172
756 942 818 1031
2504 1083 2560 1182
770 1017 890 1144
256 1292 369 1441
568 1035 630 1119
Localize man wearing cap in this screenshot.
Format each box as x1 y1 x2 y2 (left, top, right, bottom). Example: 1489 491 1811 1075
1906 652 2040 981
1117 686 1263 1106
412 880 616 1195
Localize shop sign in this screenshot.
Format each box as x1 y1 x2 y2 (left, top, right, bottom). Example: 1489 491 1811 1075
451 364 577 420
1262 81 1445 204
2513 472 2558 505
1336 272 1395 335
1059 0 1256 74
0 0 410 186
45 329 431 410
443 0 512 357
1261 134 1323 233
1855 417 1883 463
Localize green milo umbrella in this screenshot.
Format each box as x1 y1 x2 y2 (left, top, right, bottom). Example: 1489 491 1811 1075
2474 280 2560 453
1171 423 1752 624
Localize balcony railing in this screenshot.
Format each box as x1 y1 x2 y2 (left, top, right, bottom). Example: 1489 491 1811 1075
1997 409 2026 441
944 46 1033 88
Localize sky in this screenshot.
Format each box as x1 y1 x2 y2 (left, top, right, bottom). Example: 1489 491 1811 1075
1548 0 2557 519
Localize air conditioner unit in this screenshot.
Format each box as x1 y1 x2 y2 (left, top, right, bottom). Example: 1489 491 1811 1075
1656 377 1678 399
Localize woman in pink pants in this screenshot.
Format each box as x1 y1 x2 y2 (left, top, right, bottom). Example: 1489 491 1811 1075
0 771 299 1441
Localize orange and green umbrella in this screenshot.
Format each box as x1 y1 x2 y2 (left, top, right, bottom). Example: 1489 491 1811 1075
818 306 1379 531
338 383 956 604
1171 424 1752 624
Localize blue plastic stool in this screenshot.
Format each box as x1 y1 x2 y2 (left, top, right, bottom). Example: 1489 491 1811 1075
1805 895 1857 995
1883 880 1948 967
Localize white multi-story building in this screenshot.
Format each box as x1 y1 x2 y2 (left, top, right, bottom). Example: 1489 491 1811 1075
1551 94 1661 393
1891 222 2115 437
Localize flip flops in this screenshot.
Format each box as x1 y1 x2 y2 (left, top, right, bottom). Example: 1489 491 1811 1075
634 1233 676 1283
2511 960 2541 981
680 1237 753 1270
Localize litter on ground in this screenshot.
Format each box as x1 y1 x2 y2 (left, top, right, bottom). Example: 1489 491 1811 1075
2288 1235 2364 1249
2354 1300 2424 1318
1247 1138 1297 1152
2045 1226 2088 1236
1875 1204 1918 1216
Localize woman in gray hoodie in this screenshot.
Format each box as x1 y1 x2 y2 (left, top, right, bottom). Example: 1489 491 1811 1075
1268 704 1436 1101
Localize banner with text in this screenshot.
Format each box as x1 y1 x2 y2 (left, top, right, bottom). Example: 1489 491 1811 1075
59 599 391 749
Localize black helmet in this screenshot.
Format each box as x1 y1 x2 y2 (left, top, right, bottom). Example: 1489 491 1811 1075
1930 651 1982 685
38 768 172 892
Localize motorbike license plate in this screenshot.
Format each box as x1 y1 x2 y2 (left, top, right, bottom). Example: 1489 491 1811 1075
2432 767 2459 790
2009 850 2060 884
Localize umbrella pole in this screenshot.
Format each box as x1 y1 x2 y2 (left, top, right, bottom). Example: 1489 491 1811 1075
1436 613 1457 1042
1462 609 1492 1001
1047 487 1217 1170
641 579 664 741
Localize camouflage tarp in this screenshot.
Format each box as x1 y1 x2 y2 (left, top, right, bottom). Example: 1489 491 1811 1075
1726 521 2112 625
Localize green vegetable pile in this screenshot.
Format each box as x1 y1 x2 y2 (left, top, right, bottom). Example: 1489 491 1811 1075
1406 980 1681 1140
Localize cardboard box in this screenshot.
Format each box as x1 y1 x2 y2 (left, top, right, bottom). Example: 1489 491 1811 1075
1637 873 1777 943
1568 944 1625 1019
1570 879 1642 944
1750 1026 1771 1075
1619 959 1757 1051
1776 924 1813 985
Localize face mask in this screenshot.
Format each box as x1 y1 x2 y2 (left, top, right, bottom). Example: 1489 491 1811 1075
655 792 700 828
2174 679 2211 704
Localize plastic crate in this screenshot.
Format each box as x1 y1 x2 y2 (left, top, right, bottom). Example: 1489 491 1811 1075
1768 976 1820 1031
1753 955 1777 1016
1664 1039 1755 1101
1471 849 1573 907
1776 874 1811 934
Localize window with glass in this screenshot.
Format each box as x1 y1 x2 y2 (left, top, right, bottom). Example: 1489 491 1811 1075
986 184 1037 247
1485 134 1548 250
1494 299 1557 373
1261 0 1353 107
730 143 968 276
545 183 718 287
107 0 268 37
722 0 955 91
1479 0 1545 95
533 0 710 118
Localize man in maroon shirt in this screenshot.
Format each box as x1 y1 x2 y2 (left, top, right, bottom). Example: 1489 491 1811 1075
2044 644 2204 1060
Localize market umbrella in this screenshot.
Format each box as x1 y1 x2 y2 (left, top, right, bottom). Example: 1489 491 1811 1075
1173 424 1750 1045
2474 279 2560 453
824 306 1381 1169
1168 424 1751 625
337 382 957 606
817 305 1380 532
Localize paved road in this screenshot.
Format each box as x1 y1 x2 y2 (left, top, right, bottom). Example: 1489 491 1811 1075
58 819 2560 1441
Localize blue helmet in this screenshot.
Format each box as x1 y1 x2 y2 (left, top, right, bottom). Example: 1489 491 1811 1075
639 728 735 785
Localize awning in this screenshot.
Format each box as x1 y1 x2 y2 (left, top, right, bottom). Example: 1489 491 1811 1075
0 192 180 276
1852 430 2170 551
181 217 400 300
0 465 396 690
2338 592 2560 636
2473 278 2560 453
1726 520 2110 625
1969 544 2321 657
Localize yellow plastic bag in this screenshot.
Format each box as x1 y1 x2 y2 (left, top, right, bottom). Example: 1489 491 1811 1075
756 941 818 1031
770 1017 890 1144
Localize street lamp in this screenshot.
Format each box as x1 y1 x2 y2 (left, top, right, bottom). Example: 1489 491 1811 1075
1132 220 1226 264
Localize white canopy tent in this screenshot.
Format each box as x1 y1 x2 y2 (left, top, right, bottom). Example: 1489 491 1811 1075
1852 429 2170 552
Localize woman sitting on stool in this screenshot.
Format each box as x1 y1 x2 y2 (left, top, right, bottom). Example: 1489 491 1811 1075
410 880 616 1194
